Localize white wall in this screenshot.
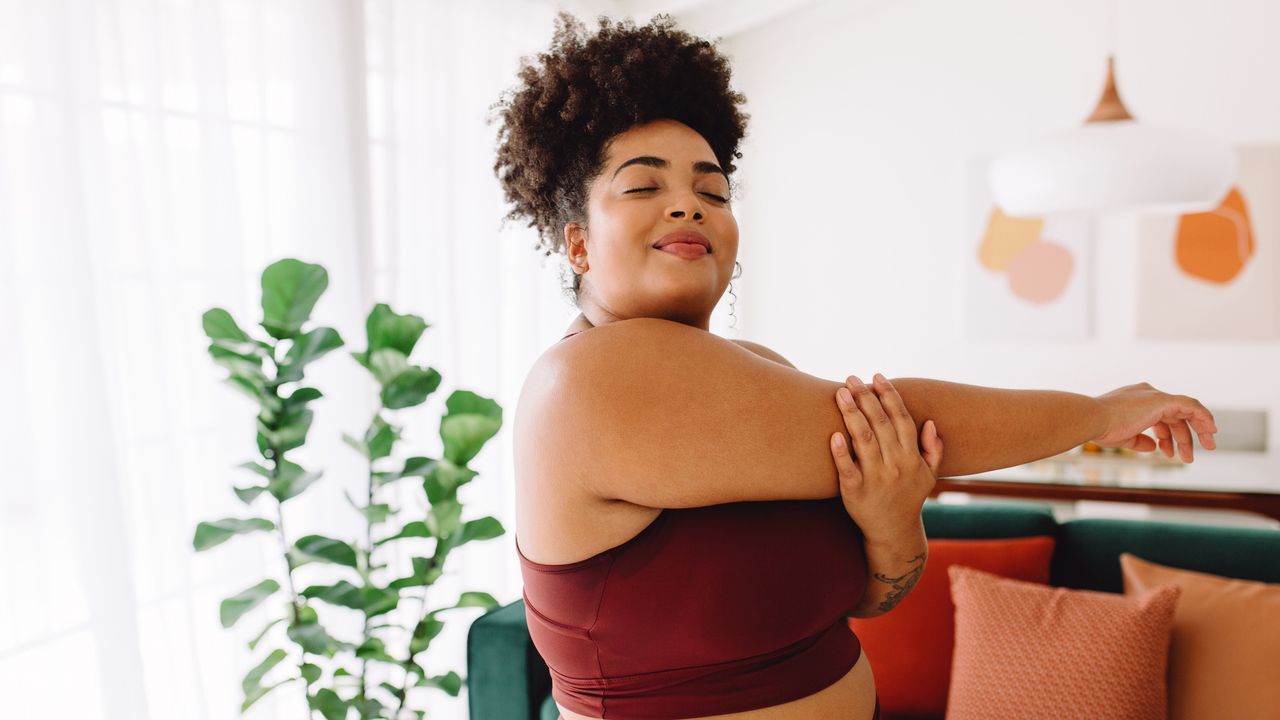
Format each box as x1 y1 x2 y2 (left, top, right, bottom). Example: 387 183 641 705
722 0 1280 453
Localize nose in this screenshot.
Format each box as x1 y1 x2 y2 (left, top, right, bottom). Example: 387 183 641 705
667 191 705 221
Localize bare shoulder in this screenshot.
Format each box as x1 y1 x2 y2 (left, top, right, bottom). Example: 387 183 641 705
729 338 796 369
516 318 845 510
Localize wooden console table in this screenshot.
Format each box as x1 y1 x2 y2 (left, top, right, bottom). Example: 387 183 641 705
931 449 1280 523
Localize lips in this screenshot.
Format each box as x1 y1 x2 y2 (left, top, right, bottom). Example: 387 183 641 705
653 230 711 253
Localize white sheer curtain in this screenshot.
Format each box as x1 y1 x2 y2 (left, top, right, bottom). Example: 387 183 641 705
0 0 579 718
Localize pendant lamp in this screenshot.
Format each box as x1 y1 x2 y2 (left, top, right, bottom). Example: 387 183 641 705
988 54 1236 218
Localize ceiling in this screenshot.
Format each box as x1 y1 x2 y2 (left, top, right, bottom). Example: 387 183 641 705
552 0 829 40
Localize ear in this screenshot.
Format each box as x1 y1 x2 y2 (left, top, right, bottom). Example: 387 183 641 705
564 222 589 274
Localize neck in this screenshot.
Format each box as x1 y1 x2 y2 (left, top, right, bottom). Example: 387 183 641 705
568 307 712 334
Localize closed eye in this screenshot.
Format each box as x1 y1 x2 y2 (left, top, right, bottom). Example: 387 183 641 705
624 187 729 203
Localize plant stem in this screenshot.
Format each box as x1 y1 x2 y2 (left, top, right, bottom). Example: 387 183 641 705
271 487 301 623
358 452 375 715
392 591 428 718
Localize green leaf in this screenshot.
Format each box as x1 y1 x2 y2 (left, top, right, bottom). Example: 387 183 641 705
425 499 462 538
371 455 434 488
415 669 462 697
260 258 328 340
193 517 275 551
341 432 368 458
379 681 405 702
355 637 398 663
368 347 410 386
203 307 251 342
353 697 386 717
388 556 441 591
258 406 314 454
300 580 364 610
297 604 318 624
241 648 287 710
292 535 358 568
220 579 281 628
300 662 322 686
357 502 393 524
425 592 500 622
203 308 265 358
381 366 441 410
344 490 393 524
366 303 428 356
421 459 478 503
248 617 286 651
400 456 435 477
362 585 400 618
267 459 322 502
440 390 502 466
456 590 500 609
364 414 398 461
308 687 349 720
200 307 266 358
233 485 268 505
282 386 323 409
373 520 429 547
239 461 271 479
409 617 444 655
278 327 344 383
459 516 505 546
224 374 264 403
287 620 344 657
209 344 267 384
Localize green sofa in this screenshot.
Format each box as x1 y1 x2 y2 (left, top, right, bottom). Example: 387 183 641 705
467 499 1280 720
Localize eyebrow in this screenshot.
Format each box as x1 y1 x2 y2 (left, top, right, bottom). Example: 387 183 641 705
611 156 726 180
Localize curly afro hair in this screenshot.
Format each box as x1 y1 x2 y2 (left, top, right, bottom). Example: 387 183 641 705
491 12 749 305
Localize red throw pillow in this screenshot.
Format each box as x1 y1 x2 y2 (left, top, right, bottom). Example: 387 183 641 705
947 565 1180 720
846 536 1054 719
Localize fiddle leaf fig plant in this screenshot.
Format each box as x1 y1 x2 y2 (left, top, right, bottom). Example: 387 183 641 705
194 258 505 718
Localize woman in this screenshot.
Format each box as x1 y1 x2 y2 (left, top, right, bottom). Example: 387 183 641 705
493 14 1218 720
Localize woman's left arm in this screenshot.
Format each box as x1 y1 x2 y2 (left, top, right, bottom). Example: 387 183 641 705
729 340 1217 477
886 378 1217 477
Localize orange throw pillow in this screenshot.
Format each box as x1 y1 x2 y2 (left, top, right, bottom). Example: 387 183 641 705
1120 553 1280 720
947 565 1180 720
847 536 1054 718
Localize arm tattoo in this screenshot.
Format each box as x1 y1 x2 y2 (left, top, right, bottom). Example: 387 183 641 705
872 552 927 614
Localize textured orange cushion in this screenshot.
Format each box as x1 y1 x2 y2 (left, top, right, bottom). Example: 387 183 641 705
846 536 1054 718
947 565 1180 720
1120 553 1280 720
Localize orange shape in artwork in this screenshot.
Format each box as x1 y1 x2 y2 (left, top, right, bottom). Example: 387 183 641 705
978 207 1044 271
1175 187 1253 284
1007 240 1074 304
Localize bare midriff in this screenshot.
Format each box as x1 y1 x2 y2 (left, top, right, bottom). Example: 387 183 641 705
555 650 877 720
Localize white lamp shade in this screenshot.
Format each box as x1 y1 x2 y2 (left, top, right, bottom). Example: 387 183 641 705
988 120 1237 217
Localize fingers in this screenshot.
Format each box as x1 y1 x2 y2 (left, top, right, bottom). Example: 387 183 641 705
829 431 864 489
870 373 920 453
1186 398 1218 451
1153 422 1174 458
921 420 944 476
1167 417 1195 462
845 375 901 460
836 382 881 468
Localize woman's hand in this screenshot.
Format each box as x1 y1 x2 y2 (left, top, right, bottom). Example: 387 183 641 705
1092 383 1218 462
829 373 943 541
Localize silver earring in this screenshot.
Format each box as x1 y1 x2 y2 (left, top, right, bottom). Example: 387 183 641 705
727 261 742 332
